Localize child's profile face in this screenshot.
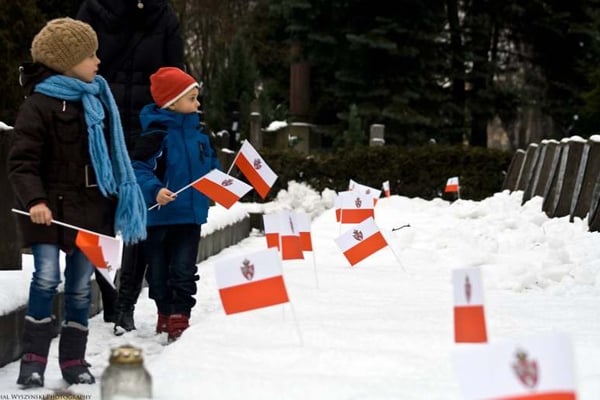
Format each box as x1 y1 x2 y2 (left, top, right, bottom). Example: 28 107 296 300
63 53 100 83
168 87 200 114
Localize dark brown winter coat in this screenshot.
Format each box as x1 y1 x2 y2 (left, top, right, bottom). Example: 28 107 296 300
7 63 116 250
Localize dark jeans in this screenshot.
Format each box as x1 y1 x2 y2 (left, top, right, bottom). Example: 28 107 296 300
30 244 94 327
144 224 201 316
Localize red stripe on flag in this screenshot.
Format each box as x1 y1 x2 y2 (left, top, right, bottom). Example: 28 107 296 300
445 184 459 193
280 235 304 260
343 231 387 266
340 208 374 224
75 231 107 268
192 178 239 209
453 305 487 343
218 276 289 314
265 233 279 249
501 392 576 400
299 232 313 252
236 155 270 199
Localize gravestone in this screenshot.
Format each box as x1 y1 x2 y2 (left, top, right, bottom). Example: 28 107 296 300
543 137 586 218
532 139 560 199
521 142 543 205
501 149 526 192
570 137 600 221
516 143 539 192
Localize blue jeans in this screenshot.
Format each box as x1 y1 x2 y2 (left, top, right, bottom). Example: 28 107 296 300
144 224 200 316
28 244 94 327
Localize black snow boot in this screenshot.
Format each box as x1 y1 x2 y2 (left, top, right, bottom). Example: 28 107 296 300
113 308 136 336
17 316 54 388
58 322 95 385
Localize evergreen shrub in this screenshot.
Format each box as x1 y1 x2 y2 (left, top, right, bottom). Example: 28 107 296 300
242 144 513 203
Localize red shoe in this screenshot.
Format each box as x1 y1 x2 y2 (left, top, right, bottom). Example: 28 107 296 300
156 313 168 334
167 314 189 342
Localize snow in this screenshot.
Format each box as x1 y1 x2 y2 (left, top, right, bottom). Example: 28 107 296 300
264 120 288 132
0 183 599 399
0 121 12 131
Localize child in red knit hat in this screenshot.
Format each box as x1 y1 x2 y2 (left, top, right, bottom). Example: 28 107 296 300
130 67 220 341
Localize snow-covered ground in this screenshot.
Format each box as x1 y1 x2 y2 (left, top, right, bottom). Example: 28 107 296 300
0 183 599 399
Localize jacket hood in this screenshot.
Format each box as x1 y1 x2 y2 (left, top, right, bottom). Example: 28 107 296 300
19 63 57 96
82 0 169 31
139 103 200 130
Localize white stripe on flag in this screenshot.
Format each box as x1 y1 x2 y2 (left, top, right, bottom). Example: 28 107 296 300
349 179 382 199
452 268 484 306
215 248 283 289
453 333 577 399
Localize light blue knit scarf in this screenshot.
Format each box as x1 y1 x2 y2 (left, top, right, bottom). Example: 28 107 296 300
35 74 146 244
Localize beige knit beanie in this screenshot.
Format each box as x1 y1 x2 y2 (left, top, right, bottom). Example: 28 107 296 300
31 17 98 73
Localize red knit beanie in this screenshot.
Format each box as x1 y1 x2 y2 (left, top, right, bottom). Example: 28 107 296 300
150 67 199 109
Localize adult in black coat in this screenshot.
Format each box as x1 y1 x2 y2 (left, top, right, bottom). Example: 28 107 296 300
77 0 184 331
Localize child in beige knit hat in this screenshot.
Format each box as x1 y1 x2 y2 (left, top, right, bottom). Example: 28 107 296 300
9 17 146 388
30 17 99 75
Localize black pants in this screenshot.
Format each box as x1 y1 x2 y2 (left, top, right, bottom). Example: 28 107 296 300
94 269 117 319
115 242 147 312
144 224 200 316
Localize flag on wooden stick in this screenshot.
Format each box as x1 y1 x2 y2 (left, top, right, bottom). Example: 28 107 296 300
214 248 290 315
335 191 375 224
349 179 382 200
262 211 304 260
445 176 460 193
191 169 252 209
334 217 388 266
382 180 391 198
293 211 313 252
75 230 123 286
262 213 280 249
233 140 278 199
452 267 488 343
12 208 124 287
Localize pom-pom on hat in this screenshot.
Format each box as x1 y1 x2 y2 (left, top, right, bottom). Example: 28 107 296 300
31 17 98 73
150 67 199 109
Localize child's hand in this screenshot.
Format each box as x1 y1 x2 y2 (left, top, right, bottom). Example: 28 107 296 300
29 203 52 225
156 188 177 206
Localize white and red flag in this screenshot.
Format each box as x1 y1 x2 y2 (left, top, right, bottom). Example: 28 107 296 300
452 268 488 343
262 213 280 249
445 176 460 193
292 211 313 252
191 169 252 209
75 230 123 287
262 211 304 260
349 179 382 200
334 217 388 266
11 209 123 287
453 333 577 400
382 180 391 198
234 140 278 199
214 248 290 315
335 191 375 224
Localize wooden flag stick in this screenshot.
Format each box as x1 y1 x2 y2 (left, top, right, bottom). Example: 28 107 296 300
311 250 319 289
11 209 117 240
226 145 242 175
148 177 201 211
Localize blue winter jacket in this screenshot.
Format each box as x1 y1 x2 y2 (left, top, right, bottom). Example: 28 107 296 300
132 104 220 227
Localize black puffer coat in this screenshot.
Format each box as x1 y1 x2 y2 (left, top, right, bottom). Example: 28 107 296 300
77 0 184 149
7 63 116 250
